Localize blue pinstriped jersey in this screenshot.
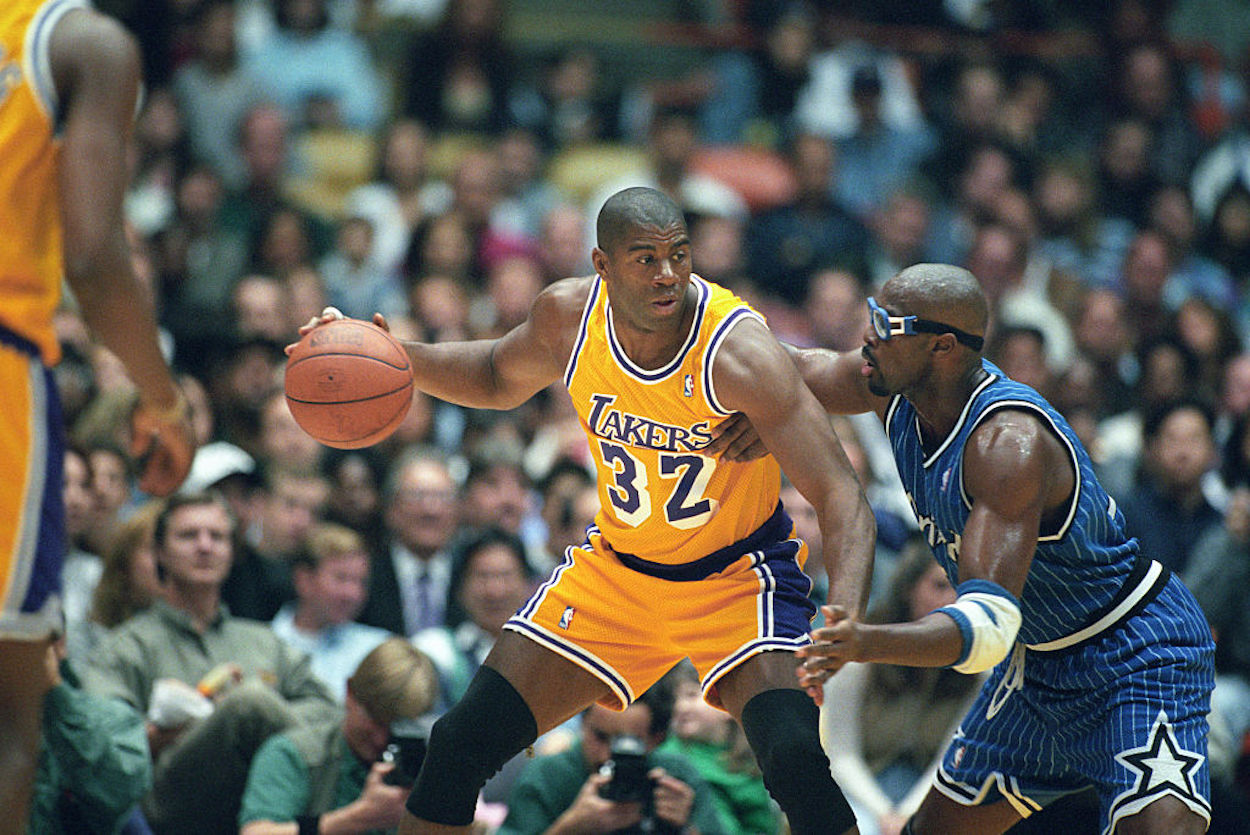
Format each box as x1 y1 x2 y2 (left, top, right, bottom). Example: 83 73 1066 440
884 360 1139 646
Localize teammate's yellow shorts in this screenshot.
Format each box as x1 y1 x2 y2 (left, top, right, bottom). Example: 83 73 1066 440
504 503 816 710
0 327 64 641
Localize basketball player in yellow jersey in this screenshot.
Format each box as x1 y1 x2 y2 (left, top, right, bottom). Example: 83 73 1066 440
299 186 876 834
0 3 195 826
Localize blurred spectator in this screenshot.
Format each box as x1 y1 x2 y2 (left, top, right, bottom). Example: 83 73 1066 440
586 105 749 248
510 47 625 150
834 64 936 221
865 185 935 289
988 323 1057 403
795 17 928 142
964 223 1076 375
360 448 461 636
87 501 165 640
536 203 594 284
416 527 536 709
238 638 438 835
1096 118 1160 227
1169 297 1242 408
62 447 103 663
80 492 339 835
1072 288 1138 420
323 450 387 551
697 4 816 148
242 0 386 133
405 211 480 292
1117 230 1178 348
257 390 326 476
157 164 251 373
823 540 983 835
657 660 779 835
318 215 408 321
28 635 152 835
272 523 392 701
920 61 1008 200
1120 399 1222 574
1032 157 1136 291
744 132 869 307
171 0 268 190
401 0 514 135
1148 184 1238 310
125 86 191 237
534 458 596 572
926 142 1021 267
499 675 727 835
476 254 545 339
797 267 869 352
252 467 330 569
85 441 133 555
493 126 562 242
232 273 298 345
1191 118 1250 228
1202 185 1250 335
344 119 454 278
1109 42 1203 187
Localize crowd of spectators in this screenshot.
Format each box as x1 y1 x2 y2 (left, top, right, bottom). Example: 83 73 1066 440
43 0 1250 831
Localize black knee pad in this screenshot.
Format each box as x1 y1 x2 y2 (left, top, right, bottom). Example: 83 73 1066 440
406 666 538 825
739 688 856 835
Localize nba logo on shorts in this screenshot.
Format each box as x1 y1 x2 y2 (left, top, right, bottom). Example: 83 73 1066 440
683 375 694 398
560 607 575 630
953 745 966 768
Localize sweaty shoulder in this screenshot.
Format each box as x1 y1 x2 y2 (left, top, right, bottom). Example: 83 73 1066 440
965 407 1072 514
707 314 794 414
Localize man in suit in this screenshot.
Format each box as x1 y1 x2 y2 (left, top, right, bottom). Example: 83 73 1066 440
359 447 460 636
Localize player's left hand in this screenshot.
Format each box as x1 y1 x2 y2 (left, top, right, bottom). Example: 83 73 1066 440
130 390 196 497
705 412 768 462
795 605 867 705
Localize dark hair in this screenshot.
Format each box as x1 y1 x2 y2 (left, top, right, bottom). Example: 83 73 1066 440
635 669 677 741
1141 398 1215 444
444 527 533 627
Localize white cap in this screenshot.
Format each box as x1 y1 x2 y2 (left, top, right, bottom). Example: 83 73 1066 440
181 442 257 494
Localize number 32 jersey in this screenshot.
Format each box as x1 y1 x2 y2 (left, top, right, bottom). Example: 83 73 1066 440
564 275 781 565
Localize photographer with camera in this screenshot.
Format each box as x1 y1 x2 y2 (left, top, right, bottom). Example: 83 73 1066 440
239 638 439 835
500 673 728 835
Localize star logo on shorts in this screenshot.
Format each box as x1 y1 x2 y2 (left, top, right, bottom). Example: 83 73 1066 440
1110 709 1206 821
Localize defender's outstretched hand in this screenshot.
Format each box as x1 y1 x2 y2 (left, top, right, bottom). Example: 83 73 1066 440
796 605 866 705
705 411 769 462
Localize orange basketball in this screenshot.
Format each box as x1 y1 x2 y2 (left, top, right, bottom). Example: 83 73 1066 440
284 318 413 449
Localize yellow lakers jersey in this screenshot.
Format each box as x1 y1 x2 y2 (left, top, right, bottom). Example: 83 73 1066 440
0 0 86 365
565 274 782 564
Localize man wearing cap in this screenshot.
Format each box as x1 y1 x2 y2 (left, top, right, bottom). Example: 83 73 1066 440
238 638 440 835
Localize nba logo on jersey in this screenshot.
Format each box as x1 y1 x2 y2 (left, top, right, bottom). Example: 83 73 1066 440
559 607 575 630
683 374 694 398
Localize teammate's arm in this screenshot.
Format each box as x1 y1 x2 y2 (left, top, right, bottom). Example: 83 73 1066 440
797 411 1060 696
712 319 876 618
52 9 194 496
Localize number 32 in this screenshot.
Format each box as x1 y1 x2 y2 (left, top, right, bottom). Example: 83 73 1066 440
599 440 717 529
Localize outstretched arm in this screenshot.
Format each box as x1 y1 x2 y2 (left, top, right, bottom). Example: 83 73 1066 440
299 280 588 412
797 411 1065 696
53 9 193 496
713 320 876 617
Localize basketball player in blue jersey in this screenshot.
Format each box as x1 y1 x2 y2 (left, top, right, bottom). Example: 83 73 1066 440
712 263 1215 834
296 187 877 835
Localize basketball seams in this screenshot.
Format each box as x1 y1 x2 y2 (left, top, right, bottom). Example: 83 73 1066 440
285 351 411 373
284 380 413 407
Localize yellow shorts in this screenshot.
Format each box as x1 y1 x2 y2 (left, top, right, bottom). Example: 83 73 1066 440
504 504 815 710
0 330 64 641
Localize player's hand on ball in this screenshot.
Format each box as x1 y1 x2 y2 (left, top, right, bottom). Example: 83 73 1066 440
288 308 392 354
130 390 197 497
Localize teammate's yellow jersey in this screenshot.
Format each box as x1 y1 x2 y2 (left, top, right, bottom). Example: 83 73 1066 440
0 0 85 365
565 274 782 565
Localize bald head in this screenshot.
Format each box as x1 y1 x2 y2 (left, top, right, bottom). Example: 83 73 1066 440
596 187 686 253
884 263 989 342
